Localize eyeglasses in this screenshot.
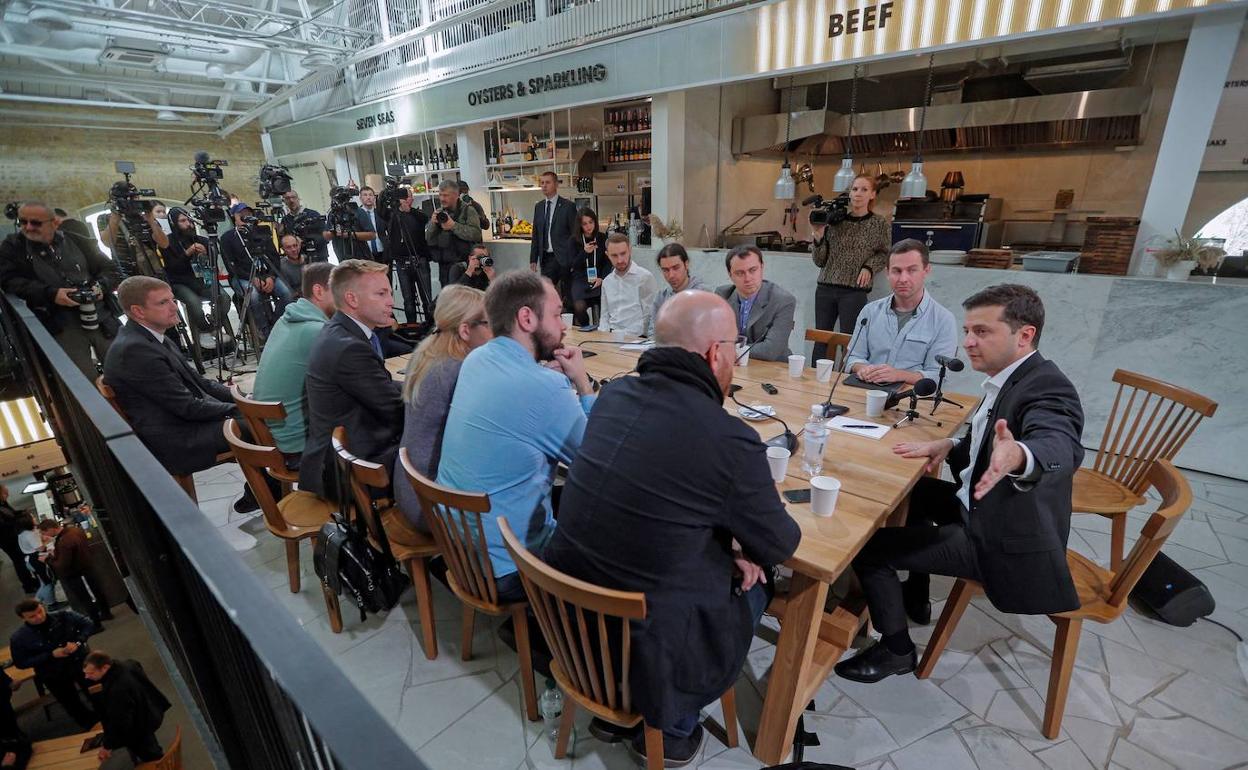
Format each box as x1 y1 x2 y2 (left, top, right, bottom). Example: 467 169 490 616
715 335 748 348
18 218 48 227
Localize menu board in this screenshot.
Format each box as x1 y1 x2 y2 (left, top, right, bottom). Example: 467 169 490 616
1202 26 1248 172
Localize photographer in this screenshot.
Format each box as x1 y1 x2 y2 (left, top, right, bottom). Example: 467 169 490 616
458 181 490 230
809 173 889 361
450 244 495 291
103 181 169 279
277 190 329 261
278 234 308 297
321 187 380 262
384 186 432 319
0 201 121 378
425 179 483 290
163 207 232 351
220 203 292 341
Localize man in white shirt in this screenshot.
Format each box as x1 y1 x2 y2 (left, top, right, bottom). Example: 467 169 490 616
600 233 659 336
835 283 1083 684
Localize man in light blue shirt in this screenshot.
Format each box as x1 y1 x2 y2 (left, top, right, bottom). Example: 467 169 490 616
438 271 595 601
846 239 958 385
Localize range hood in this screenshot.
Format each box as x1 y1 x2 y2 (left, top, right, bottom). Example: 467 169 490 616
732 86 1151 157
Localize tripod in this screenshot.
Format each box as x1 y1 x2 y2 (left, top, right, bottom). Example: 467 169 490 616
229 230 280 371
385 208 433 326
197 219 245 382
893 394 941 429
929 362 965 415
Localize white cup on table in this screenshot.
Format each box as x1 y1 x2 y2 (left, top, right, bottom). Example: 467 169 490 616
815 358 834 383
766 446 790 483
788 354 806 378
865 390 889 418
736 343 750 367
810 476 841 517
561 313 574 329
611 329 627 343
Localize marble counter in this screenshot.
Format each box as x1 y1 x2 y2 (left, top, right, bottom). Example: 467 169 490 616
473 239 1244 480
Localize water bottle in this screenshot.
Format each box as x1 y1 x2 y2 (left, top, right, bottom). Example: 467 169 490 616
539 678 573 746
802 404 829 477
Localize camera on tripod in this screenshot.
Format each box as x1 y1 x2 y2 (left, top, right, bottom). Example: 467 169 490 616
326 185 360 233
376 175 412 220
803 193 851 227
67 281 101 331
258 164 293 200
4 202 19 223
110 162 157 218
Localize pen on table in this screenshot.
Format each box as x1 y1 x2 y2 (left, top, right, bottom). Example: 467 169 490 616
841 424 880 429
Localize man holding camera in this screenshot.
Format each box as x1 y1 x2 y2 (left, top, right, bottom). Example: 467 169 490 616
385 186 433 321
221 202 292 341
425 179 483 290
0 201 121 378
277 190 329 262
103 190 169 278
163 207 232 353
452 244 495 291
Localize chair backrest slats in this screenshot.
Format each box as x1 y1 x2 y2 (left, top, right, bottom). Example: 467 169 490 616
1106 459 1192 608
1091 370 1217 495
230 384 286 450
620 619 632 714
331 427 394 554
499 519 646 719
398 449 502 607
222 420 288 534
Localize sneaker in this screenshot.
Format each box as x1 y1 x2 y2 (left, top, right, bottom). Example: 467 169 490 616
588 718 640 744
233 486 260 514
626 723 704 768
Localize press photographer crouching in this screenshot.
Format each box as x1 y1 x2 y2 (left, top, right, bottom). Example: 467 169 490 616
163 207 232 353
451 244 494 291
425 179 483 290
220 202 292 341
0 201 121 378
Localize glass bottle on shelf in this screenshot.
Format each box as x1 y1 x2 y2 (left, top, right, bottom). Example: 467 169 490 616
503 210 513 235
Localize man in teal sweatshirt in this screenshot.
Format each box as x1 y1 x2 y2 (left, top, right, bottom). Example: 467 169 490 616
252 262 335 467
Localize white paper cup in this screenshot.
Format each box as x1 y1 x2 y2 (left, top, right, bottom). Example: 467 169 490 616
736 344 750 367
561 313 574 329
788 354 806 378
766 446 791 483
815 358 834 383
612 329 627 343
810 476 842 517
866 390 889 417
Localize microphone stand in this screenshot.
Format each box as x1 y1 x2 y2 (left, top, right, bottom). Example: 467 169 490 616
929 362 964 415
820 316 869 418
730 391 797 453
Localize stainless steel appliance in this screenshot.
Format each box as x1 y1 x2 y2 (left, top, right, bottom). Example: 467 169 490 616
891 197 1003 252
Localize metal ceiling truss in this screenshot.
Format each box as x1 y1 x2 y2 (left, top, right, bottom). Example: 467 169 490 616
3 68 268 101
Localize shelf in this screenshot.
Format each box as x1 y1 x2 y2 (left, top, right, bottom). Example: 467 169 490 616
486 159 577 170
602 161 651 170
391 167 461 176
608 129 651 138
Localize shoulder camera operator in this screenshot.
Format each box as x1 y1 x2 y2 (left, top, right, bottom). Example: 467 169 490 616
103 179 169 278
385 185 433 321
220 203 292 341
321 186 381 262
163 207 232 352
277 190 329 261
809 173 890 362
450 244 494 291
425 179 483 290
278 234 308 298
0 201 121 378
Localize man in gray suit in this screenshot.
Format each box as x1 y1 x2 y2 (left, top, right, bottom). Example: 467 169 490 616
714 245 796 362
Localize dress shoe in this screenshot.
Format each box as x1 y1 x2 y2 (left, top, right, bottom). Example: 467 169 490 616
233 486 260 514
627 723 703 767
588 718 640 744
834 641 917 683
902 578 932 626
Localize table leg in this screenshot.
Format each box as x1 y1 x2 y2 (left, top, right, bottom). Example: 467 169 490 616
754 571 828 765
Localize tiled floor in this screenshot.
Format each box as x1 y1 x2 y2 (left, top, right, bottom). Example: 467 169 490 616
194 464 1248 770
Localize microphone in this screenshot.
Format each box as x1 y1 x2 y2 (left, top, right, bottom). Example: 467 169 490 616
887 377 938 410
194 150 210 165
801 193 824 207
730 391 798 453
935 354 964 372
821 316 869 418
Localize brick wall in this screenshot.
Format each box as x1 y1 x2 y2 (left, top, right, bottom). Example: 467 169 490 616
0 106 268 217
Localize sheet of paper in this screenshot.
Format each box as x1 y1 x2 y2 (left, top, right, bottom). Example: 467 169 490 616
619 341 654 351
827 415 891 440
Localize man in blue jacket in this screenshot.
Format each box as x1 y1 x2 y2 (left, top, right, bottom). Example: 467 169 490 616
9 599 97 728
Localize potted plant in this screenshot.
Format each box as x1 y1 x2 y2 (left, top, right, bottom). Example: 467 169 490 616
1153 231 1227 281
647 214 684 246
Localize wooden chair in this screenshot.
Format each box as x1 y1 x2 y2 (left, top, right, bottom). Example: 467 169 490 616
805 328 851 363
917 459 1192 739
332 429 441 657
499 518 740 766
135 726 182 770
96 375 230 503
1074 369 1216 570
398 448 539 720
230 384 300 494
223 420 334 598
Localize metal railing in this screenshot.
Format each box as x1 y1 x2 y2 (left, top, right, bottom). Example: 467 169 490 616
0 294 425 770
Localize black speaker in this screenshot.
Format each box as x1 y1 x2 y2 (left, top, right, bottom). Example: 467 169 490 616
1130 551 1216 627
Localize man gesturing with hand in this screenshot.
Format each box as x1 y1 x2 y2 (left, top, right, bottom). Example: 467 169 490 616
835 284 1083 685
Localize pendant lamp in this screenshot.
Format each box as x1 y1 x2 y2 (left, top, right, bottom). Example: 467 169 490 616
774 79 797 200
833 65 861 193
900 55 935 199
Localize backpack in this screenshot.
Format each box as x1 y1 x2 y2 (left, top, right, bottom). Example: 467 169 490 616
312 458 408 622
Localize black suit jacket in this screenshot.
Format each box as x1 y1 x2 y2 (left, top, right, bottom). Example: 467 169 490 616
354 207 387 260
528 196 578 270
948 352 1083 615
544 347 801 728
299 312 404 496
102 321 236 474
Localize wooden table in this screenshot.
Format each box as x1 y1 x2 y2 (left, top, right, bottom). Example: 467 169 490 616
0 645 36 686
26 729 101 769
389 332 975 763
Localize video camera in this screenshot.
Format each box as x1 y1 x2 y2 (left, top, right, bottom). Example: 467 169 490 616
188 152 230 226
4 202 18 222
326 184 360 232
376 175 412 220
66 281 101 331
110 161 157 218
192 152 227 184
235 216 276 278
284 209 325 259
258 164 293 200
803 193 850 227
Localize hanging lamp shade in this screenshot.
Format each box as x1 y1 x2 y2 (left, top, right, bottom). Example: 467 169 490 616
833 65 862 194
900 161 927 199
773 161 797 200
832 157 856 193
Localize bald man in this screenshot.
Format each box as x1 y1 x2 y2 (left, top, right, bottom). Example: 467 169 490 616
544 291 801 766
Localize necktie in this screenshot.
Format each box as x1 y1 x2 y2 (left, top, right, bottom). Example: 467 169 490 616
546 199 555 252
368 210 382 254
368 332 384 360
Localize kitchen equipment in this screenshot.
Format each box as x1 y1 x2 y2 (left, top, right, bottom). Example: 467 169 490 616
939 171 965 202
719 208 769 248
1022 251 1080 273
875 161 890 190
892 197 1003 251
929 250 968 265
890 152 905 184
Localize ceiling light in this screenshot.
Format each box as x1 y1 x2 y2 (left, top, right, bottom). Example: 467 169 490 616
774 78 796 201
29 7 73 32
155 109 182 122
205 63 225 78
301 52 332 69
833 65 861 194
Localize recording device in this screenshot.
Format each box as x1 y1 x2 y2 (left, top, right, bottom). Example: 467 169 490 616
479 255 494 268
891 378 939 429
820 316 869 418
935 354 964 372
257 163 293 199
930 354 966 415
376 175 412 220
109 161 157 218
434 210 450 224
284 209 326 259
66 281 100 331
326 185 360 233
188 151 229 224
5 202 20 222
803 193 850 227
235 217 276 278
192 151 226 183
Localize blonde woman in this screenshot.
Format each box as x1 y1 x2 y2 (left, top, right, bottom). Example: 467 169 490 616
394 284 492 529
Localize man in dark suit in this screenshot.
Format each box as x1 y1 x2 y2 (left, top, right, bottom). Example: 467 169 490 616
353 186 388 263
102 275 261 512
835 283 1083 683
714 245 796 362
544 290 801 765
299 259 404 497
528 171 577 305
